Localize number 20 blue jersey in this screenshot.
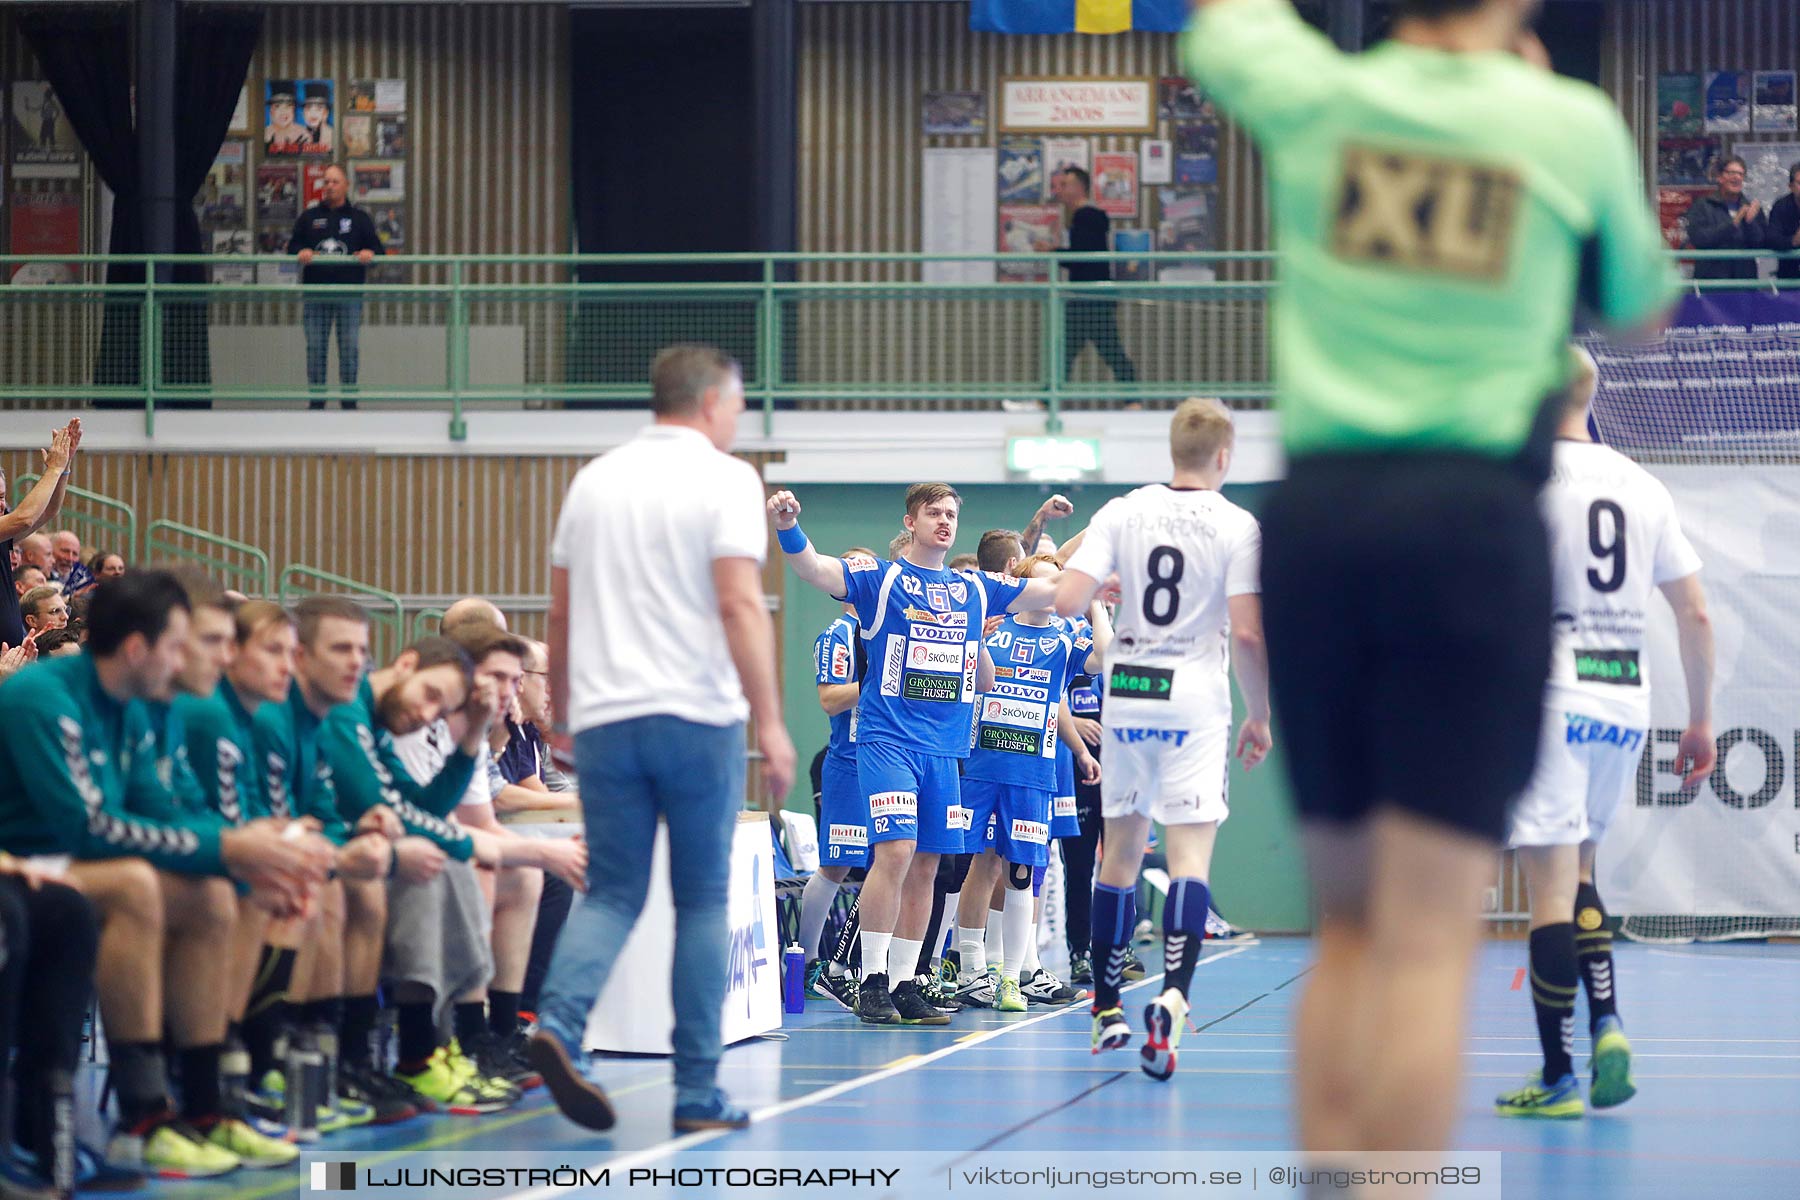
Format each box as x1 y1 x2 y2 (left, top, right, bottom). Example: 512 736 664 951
837 555 1026 757
966 616 1075 790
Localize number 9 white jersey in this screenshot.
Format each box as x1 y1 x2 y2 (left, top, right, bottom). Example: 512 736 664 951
1064 484 1261 730
1541 440 1701 725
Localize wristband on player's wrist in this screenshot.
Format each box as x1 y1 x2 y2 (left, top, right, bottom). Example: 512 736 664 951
776 524 809 555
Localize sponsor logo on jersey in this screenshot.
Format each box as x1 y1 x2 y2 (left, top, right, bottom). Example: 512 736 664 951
1075 636 1093 652
904 672 962 702
1010 818 1050 845
901 575 924 596
1562 714 1644 752
1014 666 1051 683
868 791 917 818
1053 795 1078 818
962 642 978 698
831 644 851 681
845 555 879 574
948 581 968 604
1112 727 1192 747
982 571 1011 586
991 680 1050 702
1039 635 1062 654
908 621 964 644
881 636 904 697
828 823 869 847
903 606 967 629
980 726 1040 755
946 805 972 831
926 584 949 611
1010 641 1035 664
992 666 1014 678
908 642 964 673
983 698 1046 729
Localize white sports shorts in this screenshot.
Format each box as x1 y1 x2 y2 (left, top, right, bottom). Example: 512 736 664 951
1100 723 1230 827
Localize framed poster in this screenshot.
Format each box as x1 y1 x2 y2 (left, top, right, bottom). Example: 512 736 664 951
342 114 374 159
9 190 81 282
10 83 81 179
372 205 406 249
998 137 1044 203
999 78 1155 134
1704 70 1751 134
1656 185 1710 252
350 160 405 202
1041 137 1089 184
997 203 1061 280
267 78 335 156
211 230 255 285
257 163 300 222
195 141 248 231
1158 77 1212 121
1174 122 1219 186
1112 228 1154 282
376 116 407 158
923 91 986 136
1753 71 1797 133
1141 139 1172 186
1657 73 1702 136
303 163 332 207
1158 187 1217 256
1656 137 1718 187
1093 151 1137 219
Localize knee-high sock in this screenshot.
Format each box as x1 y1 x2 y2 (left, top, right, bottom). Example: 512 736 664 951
1574 881 1619 1030
1090 883 1135 1011
861 931 892 983
957 925 987 981
1002 885 1035 983
985 908 1004 968
1163 877 1210 998
797 874 841 963
241 946 297 1081
1529 923 1580 1082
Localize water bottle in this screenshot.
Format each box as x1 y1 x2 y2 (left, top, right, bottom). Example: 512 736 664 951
783 943 806 1014
313 1025 341 1110
219 1041 250 1114
283 1033 325 1143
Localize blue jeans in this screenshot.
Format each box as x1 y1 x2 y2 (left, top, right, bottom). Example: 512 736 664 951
537 715 745 1105
302 297 363 387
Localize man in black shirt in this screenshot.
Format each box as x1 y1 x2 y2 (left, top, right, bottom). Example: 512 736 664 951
1767 161 1800 282
288 163 384 410
1052 167 1137 388
0 419 78 650
1685 155 1767 281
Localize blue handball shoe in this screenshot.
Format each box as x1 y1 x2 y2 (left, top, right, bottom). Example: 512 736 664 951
672 1089 750 1132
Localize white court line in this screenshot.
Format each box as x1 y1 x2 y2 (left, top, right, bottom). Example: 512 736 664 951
506 942 1257 1200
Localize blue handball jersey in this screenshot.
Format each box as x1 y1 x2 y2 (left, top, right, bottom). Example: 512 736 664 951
838 555 1027 755
813 613 862 763
966 616 1076 788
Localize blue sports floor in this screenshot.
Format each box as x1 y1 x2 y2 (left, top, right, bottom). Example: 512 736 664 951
124 938 1799 1200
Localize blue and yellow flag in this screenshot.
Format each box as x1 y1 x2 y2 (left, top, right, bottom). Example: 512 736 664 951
970 0 1187 35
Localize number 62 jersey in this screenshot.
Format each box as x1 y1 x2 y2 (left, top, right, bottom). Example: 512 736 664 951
1064 484 1261 731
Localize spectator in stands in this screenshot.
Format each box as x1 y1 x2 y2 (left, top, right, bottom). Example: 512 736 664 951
1767 161 1800 283
13 564 47 599
33 626 82 658
20 585 67 636
442 596 508 637
89 549 127 584
49 530 93 595
0 641 32 683
1687 156 1767 280
1053 166 1137 386
17 534 53 577
289 163 384 411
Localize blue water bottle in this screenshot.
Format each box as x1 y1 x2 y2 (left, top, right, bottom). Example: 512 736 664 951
783 943 806 1014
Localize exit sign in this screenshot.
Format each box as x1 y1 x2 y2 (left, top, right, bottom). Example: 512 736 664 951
1007 435 1101 481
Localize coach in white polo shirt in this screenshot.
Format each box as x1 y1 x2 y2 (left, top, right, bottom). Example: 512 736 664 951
528 344 796 1134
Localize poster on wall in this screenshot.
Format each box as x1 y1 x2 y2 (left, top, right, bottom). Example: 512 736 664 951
1656 185 1710 252
997 136 1043 203
342 114 374 158
351 160 405 202
1041 136 1089 184
211 229 255 285
1704 70 1751 133
1093 151 1137 219
372 205 406 248
267 79 335 156
303 163 332 207
1140 139 1171 186
923 91 986 136
997 203 1061 281
10 83 81 179
1173 121 1218 185
922 146 998 285
1657 73 1703 135
1112 228 1153 282
257 163 300 222
1158 77 1212 121
229 85 251 135
9 190 81 282
376 116 407 158
1656 136 1718 187
999 79 1154 133
256 227 299 285
1753 71 1797 133
195 140 248 231
1158 187 1217 257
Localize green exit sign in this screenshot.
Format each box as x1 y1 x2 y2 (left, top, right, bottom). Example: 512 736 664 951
1007 435 1101 482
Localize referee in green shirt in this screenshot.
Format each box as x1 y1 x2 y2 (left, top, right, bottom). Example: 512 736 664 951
1182 0 1675 1159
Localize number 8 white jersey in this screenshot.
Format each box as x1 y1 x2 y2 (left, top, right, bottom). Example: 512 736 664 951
1542 440 1701 725
1064 484 1261 730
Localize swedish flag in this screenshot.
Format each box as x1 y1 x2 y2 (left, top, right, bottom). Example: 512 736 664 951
970 0 1188 35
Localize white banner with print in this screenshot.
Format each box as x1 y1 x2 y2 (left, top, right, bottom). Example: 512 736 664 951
1597 465 1800 917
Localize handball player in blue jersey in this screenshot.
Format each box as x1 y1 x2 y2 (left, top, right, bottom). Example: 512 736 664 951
768 483 1063 1024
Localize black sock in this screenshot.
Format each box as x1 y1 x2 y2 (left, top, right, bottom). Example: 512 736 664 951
304 996 346 1034
1090 883 1135 1011
242 947 297 1080
453 1001 488 1047
489 990 521 1037
177 1045 225 1124
1574 881 1619 1031
395 1002 438 1073
830 898 861 970
341 995 380 1067
1162 877 1210 999
1529 924 1579 1083
109 1042 171 1126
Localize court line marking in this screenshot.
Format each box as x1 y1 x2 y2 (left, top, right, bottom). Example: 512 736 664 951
504 943 1257 1200
1509 967 1526 991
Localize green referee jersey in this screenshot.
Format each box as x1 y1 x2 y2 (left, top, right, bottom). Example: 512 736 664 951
1182 0 1677 458
0 653 227 874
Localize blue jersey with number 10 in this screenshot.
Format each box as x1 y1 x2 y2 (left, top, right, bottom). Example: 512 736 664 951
966 616 1075 789
838 555 1027 756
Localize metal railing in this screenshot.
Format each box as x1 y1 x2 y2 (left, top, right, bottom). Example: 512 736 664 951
1 249 1792 440
410 608 446 642
277 565 407 665
145 520 273 597
14 474 137 561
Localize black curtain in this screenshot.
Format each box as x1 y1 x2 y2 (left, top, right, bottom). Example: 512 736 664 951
565 7 758 401
19 5 262 406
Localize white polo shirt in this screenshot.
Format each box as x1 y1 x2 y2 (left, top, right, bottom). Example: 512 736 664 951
551 423 767 732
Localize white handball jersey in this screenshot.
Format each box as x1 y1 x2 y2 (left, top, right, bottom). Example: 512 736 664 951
1064 484 1261 730
1542 439 1701 725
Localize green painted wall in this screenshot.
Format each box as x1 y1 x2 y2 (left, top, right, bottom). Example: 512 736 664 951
772 482 1312 934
